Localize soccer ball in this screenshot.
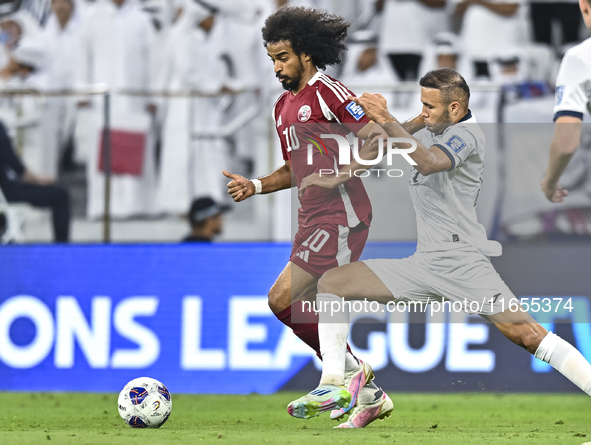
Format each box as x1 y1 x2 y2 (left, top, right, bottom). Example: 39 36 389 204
117 377 172 428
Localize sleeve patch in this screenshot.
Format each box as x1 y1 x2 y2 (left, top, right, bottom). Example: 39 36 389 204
345 101 365 121
556 85 565 106
445 135 467 154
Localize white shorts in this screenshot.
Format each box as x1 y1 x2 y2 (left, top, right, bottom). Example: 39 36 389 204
363 247 518 316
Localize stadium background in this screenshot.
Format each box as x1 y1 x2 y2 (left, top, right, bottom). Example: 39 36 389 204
1 242 590 394
0 0 590 401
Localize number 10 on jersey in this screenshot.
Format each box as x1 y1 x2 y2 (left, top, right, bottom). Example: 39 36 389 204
283 125 300 152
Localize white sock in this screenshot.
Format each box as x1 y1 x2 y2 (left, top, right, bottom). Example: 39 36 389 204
317 292 350 387
534 332 591 395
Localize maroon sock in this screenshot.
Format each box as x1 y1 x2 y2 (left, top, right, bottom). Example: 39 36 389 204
276 301 321 355
275 301 353 359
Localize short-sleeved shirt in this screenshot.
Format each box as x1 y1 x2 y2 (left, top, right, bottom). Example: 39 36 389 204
553 36 591 122
409 111 502 257
273 71 372 228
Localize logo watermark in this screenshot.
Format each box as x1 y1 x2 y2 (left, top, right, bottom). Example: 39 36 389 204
302 296 574 319
306 134 417 177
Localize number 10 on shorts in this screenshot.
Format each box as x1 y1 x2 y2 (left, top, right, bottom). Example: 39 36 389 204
302 229 330 253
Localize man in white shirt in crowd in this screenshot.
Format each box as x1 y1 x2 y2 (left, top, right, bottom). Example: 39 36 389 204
217 0 267 176
0 40 71 243
41 0 80 178
0 38 49 178
0 10 42 69
155 0 232 214
380 0 448 81
341 30 396 85
454 0 525 79
75 0 158 218
541 0 591 202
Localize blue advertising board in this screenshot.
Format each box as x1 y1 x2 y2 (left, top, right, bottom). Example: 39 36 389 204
0 243 589 394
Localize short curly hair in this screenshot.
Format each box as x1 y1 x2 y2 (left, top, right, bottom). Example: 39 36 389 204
262 6 350 70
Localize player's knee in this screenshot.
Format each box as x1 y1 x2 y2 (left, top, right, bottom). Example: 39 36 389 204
268 287 289 314
317 269 340 295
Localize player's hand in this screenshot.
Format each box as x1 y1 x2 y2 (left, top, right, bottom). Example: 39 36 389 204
223 170 255 202
348 93 392 123
299 173 340 198
541 177 568 203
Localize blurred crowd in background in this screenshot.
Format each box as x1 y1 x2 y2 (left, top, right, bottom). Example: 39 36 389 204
0 0 588 243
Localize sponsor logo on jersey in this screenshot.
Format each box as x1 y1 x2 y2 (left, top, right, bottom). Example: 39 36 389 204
295 250 310 263
276 115 282 127
446 136 466 154
345 101 365 121
556 85 565 106
298 105 312 122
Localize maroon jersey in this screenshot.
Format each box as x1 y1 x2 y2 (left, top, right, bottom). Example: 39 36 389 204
273 72 372 228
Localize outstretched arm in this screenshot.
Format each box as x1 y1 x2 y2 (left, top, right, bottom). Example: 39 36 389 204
350 93 451 175
299 101 431 197
541 116 582 203
223 161 294 203
355 113 425 141
401 113 426 135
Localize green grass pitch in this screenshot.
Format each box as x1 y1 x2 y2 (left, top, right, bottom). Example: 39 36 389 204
2 392 590 444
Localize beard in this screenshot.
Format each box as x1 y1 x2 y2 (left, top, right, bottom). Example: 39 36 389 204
277 59 305 91
428 109 452 135
278 76 300 91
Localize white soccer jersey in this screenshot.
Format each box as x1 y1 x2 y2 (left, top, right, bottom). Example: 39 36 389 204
409 111 502 257
553 36 591 121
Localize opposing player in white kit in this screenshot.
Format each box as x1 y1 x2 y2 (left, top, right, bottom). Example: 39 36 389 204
541 0 591 202
290 68 591 425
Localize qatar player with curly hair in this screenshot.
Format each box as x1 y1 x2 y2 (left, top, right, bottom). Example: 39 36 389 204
261 6 349 73
224 7 425 428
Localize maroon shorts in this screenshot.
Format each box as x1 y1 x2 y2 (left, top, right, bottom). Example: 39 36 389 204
290 222 369 278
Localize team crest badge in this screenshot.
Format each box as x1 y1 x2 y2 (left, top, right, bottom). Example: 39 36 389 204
345 101 365 121
298 105 312 122
446 135 466 154
555 85 564 106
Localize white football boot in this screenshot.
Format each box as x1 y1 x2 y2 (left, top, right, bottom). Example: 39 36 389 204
334 387 393 428
330 359 374 420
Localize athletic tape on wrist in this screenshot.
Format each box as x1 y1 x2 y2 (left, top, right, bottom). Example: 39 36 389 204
251 178 262 194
